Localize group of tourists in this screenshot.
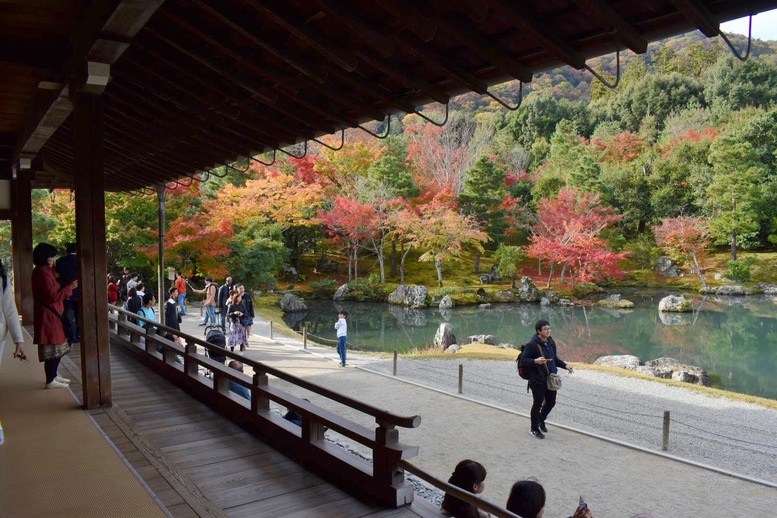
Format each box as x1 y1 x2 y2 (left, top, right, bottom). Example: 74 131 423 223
190 275 254 355
442 459 594 518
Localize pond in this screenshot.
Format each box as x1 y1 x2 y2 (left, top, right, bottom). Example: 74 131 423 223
283 289 777 401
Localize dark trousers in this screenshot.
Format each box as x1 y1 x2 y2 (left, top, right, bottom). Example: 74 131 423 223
44 357 63 384
529 381 557 430
63 299 80 343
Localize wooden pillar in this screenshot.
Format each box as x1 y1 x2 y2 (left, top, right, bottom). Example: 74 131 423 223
72 74 111 408
11 172 34 324
157 185 166 324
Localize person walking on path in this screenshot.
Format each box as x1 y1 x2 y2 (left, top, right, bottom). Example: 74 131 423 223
334 310 348 367
164 287 181 342
32 242 77 389
227 292 248 354
217 276 234 331
193 276 218 326
174 271 188 316
519 319 573 439
236 284 254 337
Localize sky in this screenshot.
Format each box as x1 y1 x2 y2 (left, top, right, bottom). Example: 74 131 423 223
720 8 777 41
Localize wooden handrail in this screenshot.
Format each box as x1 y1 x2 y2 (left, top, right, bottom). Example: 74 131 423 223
110 305 420 429
399 460 521 518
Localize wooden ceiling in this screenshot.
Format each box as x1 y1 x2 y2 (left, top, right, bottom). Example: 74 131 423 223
3 0 777 192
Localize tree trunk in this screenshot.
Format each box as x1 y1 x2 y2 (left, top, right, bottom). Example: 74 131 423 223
473 249 481 274
731 231 737 261
436 258 444 287
560 262 567 281
390 239 398 277
692 252 710 292
537 258 542 276
546 262 555 289
400 243 413 284
511 275 516 289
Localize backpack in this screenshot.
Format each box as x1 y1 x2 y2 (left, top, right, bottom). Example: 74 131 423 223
516 343 531 380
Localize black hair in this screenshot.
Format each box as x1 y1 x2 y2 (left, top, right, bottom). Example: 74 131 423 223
142 292 155 306
128 287 137 297
32 243 59 267
205 275 213 282
169 286 177 296
66 242 77 254
535 319 551 333
506 480 546 518
441 460 487 516
0 258 6 290
339 310 349 317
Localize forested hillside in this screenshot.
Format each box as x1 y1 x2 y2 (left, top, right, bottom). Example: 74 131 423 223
11 31 777 291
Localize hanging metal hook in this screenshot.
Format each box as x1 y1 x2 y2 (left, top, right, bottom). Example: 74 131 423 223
719 15 752 62
312 129 346 151
413 104 449 127
278 141 308 159
584 49 620 89
250 150 277 167
484 81 523 111
225 158 250 173
358 114 391 139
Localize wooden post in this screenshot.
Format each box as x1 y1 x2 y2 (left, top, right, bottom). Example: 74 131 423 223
184 344 199 378
72 75 111 408
303 328 307 349
374 418 412 507
662 410 670 451
458 364 463 394
393 350 398 376
11 172 33 324
156 185 166 324
252 370 270 413
269 320 273 340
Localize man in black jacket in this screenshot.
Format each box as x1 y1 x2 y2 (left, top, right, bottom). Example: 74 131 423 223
518 319 573 439
217 276 234 331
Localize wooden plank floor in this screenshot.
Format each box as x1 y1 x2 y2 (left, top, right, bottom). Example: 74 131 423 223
61 342 437 518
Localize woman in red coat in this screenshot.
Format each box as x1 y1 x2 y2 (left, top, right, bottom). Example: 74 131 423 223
32 243 77 389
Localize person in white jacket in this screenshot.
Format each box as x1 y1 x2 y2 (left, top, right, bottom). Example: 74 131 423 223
0 258 27 445
334 310 348 367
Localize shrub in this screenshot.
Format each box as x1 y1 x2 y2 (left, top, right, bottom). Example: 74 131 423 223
726 257 758 282
624 234 662 269
348 274 391 301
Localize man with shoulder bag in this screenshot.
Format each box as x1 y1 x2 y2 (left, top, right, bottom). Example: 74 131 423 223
518 319 573 439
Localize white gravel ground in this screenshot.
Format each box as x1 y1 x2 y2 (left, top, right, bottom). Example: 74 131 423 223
357 356 777 485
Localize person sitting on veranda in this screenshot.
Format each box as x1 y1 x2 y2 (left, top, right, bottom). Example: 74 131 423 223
227 360 251 400
441 459 489 518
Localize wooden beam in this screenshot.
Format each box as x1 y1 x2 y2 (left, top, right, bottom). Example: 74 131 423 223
72 82 112 408
669 0 720 37
18 0 163 157
572 0 648 53
11 172 34 324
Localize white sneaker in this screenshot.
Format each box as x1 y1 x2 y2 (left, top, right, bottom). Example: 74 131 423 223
46 380 69 389
55 375 70 384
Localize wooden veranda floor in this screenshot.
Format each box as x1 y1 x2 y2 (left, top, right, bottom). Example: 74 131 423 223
57 341 437 518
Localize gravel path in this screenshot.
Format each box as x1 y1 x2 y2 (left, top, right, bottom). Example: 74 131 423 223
248 319 777 486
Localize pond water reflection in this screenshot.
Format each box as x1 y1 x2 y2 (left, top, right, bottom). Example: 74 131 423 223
287 290 777 400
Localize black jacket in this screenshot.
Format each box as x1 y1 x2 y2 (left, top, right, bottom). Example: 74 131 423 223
518 334 568 386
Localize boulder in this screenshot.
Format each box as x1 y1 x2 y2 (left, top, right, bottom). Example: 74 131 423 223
479 303 492 309
716 285 745 296
433 323 456 350
543 291 561 304
656 256 682 277
333 283 349 301
658 295 692 312
495 290 515 302
754 283 777 295
644 358 710 386
444 344 460 354
387 284 428 307
558 298 575 306
279 293 307 312
594 355 641 370
466 334 497 345
596 294 634 309
517 276 541 302
439 295 453 309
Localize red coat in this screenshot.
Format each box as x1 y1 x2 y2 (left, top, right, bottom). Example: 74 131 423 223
32 265 73 345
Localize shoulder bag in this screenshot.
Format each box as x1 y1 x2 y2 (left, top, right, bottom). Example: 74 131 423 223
44 303 75 340
540 344 562 391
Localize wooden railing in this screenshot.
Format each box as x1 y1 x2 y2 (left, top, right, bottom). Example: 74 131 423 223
107 305 420 507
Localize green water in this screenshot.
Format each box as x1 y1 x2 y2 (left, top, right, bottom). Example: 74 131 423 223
288 290 777 400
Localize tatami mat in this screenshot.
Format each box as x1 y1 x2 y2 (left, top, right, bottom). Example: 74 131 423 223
0 331 167 518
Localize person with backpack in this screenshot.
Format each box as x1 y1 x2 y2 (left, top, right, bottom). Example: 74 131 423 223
518 319 573 439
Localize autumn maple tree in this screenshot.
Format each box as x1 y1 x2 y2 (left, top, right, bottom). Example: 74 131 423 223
528 188 628 288
654 215 711 291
